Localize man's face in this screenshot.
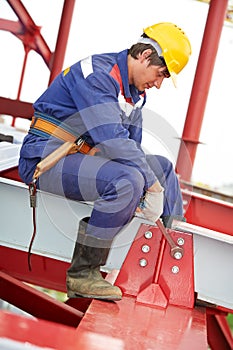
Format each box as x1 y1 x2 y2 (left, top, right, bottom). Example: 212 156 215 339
129 50 169 91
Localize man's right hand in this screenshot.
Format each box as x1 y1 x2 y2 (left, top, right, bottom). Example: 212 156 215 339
135 181 164 223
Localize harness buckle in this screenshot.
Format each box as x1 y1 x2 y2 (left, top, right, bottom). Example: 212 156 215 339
75 137 85 150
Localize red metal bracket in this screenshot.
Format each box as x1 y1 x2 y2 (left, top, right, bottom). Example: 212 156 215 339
115 223 194 309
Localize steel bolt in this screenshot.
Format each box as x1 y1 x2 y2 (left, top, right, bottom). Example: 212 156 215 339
177 237 185 246
171 265 179 274
139 258 148 267
144 231 153 239
171 246 183 260
174 251 183 260
141 244 150 253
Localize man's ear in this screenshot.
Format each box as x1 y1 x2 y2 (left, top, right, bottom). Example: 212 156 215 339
138 49 153 62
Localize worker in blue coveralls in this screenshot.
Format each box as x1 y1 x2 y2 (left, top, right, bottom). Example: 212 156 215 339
19 22 191 301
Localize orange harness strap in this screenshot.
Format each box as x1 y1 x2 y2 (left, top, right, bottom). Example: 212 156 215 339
29 113 93 155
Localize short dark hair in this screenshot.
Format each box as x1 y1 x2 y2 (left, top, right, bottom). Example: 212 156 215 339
128 42 164 67
128 34 170 76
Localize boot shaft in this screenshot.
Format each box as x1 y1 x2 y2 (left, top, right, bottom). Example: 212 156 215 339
66 218 122 301
67 218 113 277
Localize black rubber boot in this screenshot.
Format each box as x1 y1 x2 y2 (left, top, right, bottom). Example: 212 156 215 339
66 219 122 301
161 215 186 229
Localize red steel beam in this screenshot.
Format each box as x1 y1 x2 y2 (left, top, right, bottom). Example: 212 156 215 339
0 18 21 32
207 311 233 350
176 0 228 181
0 311 82 350
0 96 33 118
0 270 83 328
182 189 233 236
0 1 75 121
0 245 68 292
49 0 76 83
6 0 52 66
0 245 95 316
0 166 23 182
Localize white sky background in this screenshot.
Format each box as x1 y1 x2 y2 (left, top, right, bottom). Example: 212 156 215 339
0 0 233 190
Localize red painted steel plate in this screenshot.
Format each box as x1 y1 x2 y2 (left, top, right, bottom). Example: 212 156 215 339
76 297 208 349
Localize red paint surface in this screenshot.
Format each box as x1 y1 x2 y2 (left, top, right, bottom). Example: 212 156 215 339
77 297 208 350
115 224 194 309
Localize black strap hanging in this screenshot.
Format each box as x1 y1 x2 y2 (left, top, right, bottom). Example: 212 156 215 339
28 179 37 271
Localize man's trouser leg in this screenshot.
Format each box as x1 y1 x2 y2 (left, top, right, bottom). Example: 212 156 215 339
146 155 186 228
39 154 145 239
67 218 122 300
38 154 144 299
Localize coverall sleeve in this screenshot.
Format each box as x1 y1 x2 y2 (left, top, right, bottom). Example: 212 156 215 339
69 70 156 189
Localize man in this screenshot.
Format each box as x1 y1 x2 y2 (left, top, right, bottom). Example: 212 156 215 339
19 22 191 301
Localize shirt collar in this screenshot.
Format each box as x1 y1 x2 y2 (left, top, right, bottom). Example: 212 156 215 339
117 49 146 105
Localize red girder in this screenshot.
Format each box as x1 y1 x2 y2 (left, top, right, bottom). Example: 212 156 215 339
0 310 84 350
176 0 229 181
0 18 21 33
0 0 75 122
183 189 233 236
207 309 233 350
5 0 51 66
0 245 68 292
0 270 83 328
48 0 76 83
4 0 75 76
0 96 33 118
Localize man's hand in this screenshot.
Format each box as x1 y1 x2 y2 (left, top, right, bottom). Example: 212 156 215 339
135 181 164 223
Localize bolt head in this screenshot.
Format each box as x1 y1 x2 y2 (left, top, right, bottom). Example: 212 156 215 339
174 251 183 260
171 265 179 274
144 231 153 239
171 246 183 260
141 244 150 253
139 258 148 267
177 237 185 246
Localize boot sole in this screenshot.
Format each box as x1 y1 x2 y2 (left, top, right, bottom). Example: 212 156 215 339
67 291 122 301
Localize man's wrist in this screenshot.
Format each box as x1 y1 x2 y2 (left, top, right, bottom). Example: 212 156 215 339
147 181 163 193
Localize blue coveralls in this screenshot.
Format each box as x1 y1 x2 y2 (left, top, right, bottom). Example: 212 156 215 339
19 49 183 240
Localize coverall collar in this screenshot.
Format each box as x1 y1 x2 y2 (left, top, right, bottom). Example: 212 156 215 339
117 49 145 106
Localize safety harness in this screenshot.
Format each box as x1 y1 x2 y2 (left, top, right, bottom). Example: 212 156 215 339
27 112 94 270
30 112 93 153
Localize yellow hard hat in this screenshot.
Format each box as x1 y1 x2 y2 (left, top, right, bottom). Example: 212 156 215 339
144 22 191 86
